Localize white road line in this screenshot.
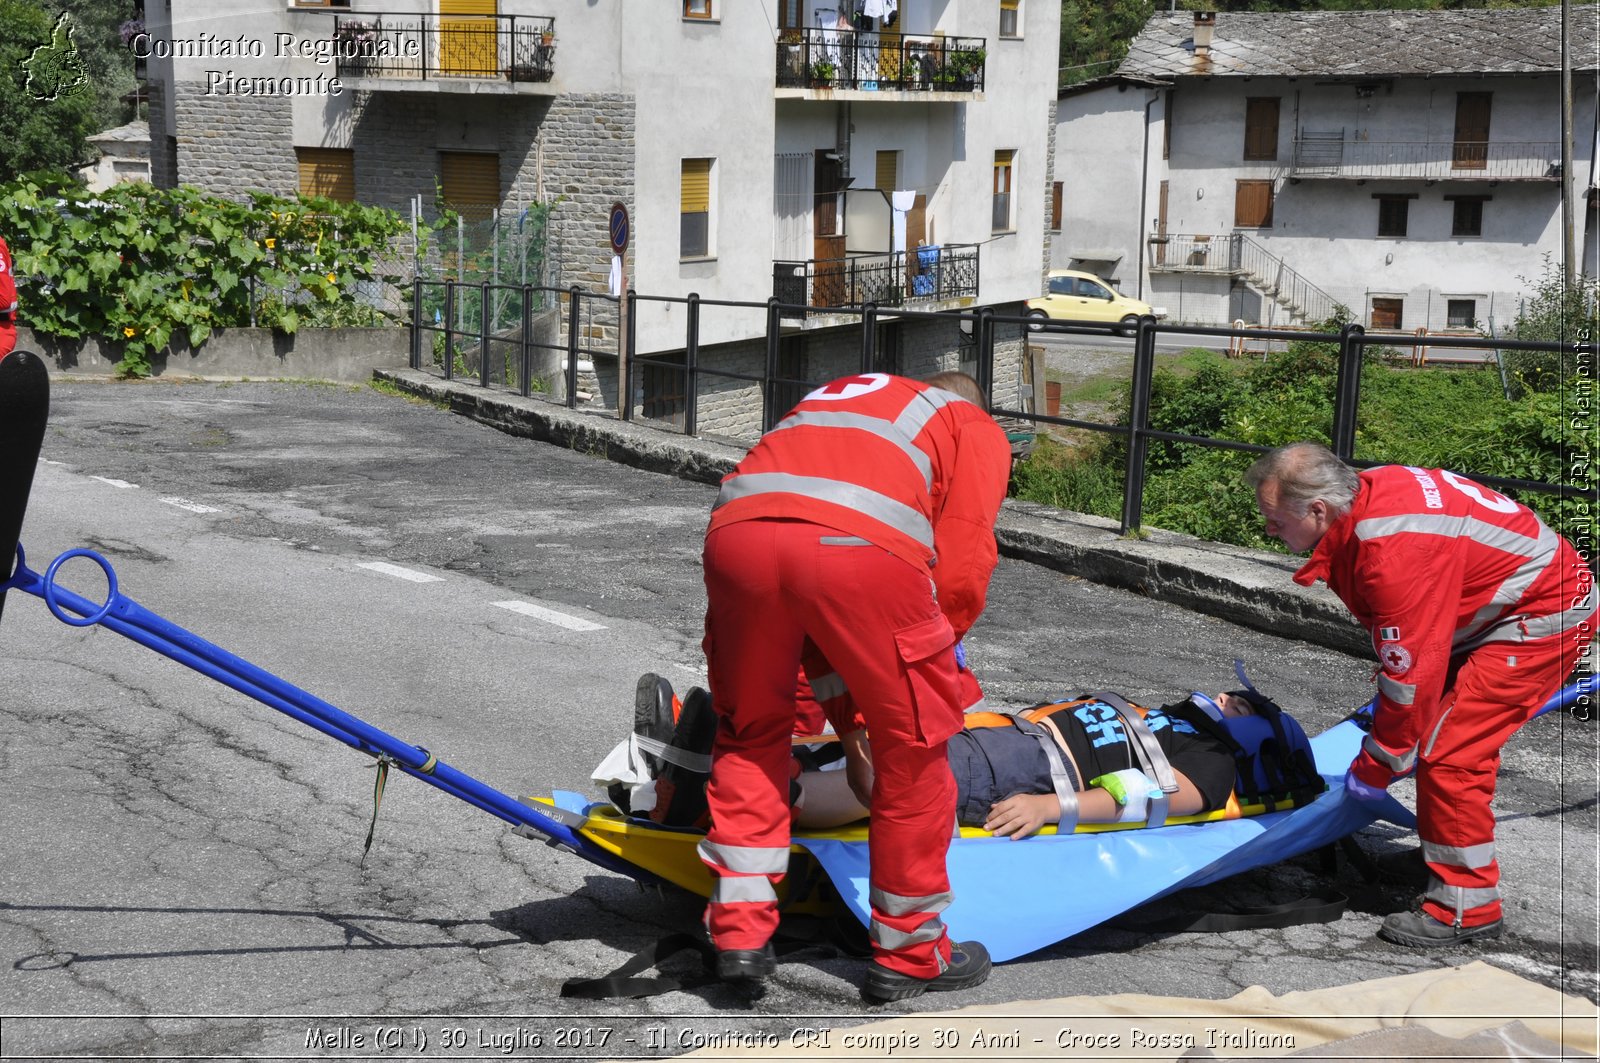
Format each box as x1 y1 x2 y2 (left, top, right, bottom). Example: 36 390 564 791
91 476 138 489
492 600 607 632
357 561 445 584
160 497 220 514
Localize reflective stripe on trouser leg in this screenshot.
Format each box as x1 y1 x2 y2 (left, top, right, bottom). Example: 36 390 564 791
1421 836 1500 926
1414 633 1581 928
861 735 957 977
700 521 810 952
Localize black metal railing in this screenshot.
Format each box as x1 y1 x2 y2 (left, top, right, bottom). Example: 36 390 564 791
409 282 1593 534
1290 135 1562 181
775 29 986 92
772 244 980 313
1150 233 1338 323
330 13 556 83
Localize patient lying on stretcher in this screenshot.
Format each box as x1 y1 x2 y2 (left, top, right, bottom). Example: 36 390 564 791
599 672 1322 840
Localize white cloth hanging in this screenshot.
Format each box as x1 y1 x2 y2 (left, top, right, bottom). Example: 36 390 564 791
607 254 623 297
891 188 917 253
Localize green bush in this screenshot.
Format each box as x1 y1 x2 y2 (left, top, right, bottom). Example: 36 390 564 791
1013 345 1586 551
0 176 414 376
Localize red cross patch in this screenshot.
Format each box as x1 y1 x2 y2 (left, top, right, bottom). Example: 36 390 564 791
1379 641 1413 674
804 373 890 402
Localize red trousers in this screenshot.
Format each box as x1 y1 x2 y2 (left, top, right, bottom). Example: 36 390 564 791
1418 629 1589 927
0 324 15 362
700 518 965 976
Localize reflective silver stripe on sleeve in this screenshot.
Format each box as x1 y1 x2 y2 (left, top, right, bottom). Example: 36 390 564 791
697 839 790 875
1455 595 1599 653
714 472 935 549
1377 672 1416 706
1354 513 1544 556
768 410 934 488
709 875 779 905
1361 733 1417 773
807 671 848 702
869 886 953 918
1422 838 1497 870
870 917 948 951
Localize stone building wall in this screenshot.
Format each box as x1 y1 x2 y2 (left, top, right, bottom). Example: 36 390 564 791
171 84 296 198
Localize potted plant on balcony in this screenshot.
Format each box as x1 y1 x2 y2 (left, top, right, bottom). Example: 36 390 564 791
947 46 985 89
334 20 379 74
810 58 837 87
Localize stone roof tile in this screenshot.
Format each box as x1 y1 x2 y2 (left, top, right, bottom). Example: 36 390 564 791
1118 6 1600 80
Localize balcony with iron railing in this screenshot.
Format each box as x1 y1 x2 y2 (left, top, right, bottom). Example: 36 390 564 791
772 244 980 318
775 29 986 93
1289 133 1561 181
328 12 557 88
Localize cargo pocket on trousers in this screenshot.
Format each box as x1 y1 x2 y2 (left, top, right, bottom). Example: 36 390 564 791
893 613 963 746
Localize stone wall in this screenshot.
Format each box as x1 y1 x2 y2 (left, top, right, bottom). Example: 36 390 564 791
538 93 637 333
172 83 296 198
18 326 410 382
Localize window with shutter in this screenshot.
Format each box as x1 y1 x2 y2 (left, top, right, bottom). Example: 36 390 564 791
1233 179 1273 228
1370 297 1403 329
1050 181 1063 231
1244 98 1279 161
439 152 500 221
1448 196 1488 237
1376 196 1410 238
681 158 712 258
296 147 355 202
875 150 898 192
999 0 1020 38
992 150 1015 232
1453 93 1491 170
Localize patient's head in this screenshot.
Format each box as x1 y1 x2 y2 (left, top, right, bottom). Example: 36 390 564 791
1213 692 1255 718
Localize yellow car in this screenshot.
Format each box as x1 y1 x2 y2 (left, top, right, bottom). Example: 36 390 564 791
1026 269 1164 335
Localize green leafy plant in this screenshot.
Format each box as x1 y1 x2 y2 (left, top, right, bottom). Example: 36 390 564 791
0 176 414 376
810 58 837 82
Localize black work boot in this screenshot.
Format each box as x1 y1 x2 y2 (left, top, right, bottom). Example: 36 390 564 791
1378 904 1504 947
607 673 678 815
715 941 777 981
651 686 716 829
862 939 991 1004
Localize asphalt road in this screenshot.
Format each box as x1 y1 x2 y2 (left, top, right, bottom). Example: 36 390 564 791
0 380 1592 1060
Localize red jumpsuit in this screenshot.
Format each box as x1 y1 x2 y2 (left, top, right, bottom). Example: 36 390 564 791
0 235 17 362
1295 465 1594 928
699 373 1010 976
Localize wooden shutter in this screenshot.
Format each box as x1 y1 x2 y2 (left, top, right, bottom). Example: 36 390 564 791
681 158 711 212
875 150 898 192
1234 179 1273 228
681 158 711 257
1371 298 1403 329
440 0 497 76
440 151 500 219
1050 181 1063 231
1244 97 1279 161
1453 92 1491 170
296 147 354 202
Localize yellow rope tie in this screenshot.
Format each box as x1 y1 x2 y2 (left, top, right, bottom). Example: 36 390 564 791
361 755 392 867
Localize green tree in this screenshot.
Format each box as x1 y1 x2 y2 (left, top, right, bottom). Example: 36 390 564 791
43 0 139 133
1 1 98 179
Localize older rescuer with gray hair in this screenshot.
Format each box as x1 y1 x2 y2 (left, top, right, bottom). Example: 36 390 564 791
1247 442 1593 947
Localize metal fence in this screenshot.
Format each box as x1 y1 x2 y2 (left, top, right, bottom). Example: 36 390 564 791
409 289 1593 533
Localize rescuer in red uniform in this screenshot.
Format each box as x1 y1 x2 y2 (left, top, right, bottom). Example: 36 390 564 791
698 370 1011 1002
0 235 18 362
1248 442 1594 946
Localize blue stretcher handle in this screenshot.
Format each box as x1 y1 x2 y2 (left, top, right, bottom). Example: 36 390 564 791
3 544 655 883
